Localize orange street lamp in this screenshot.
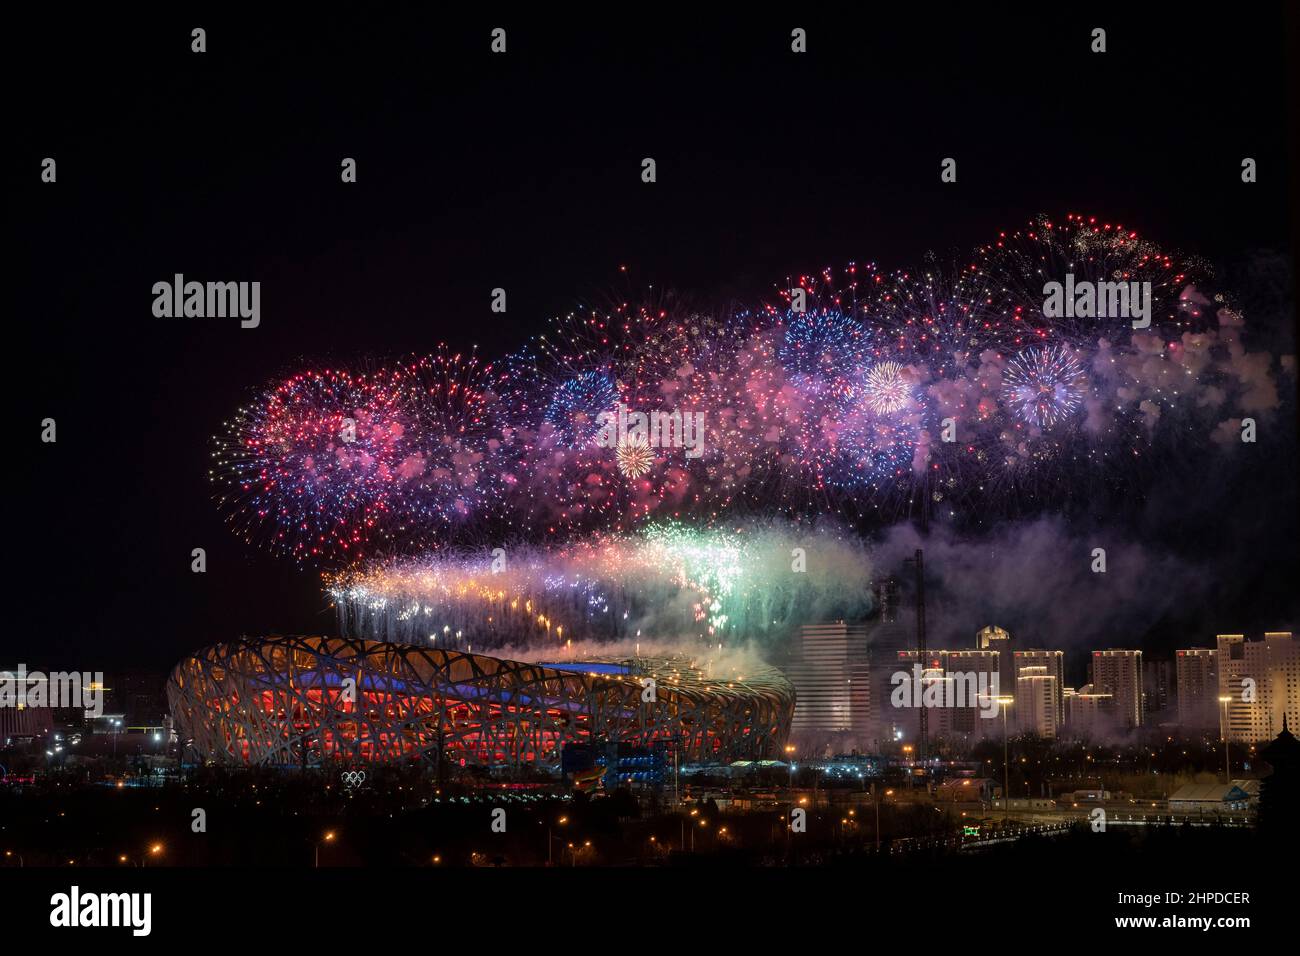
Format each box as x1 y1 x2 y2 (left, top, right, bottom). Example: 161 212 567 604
315 831 336 868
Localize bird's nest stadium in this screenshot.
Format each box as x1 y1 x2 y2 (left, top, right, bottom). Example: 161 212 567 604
167 635 795 768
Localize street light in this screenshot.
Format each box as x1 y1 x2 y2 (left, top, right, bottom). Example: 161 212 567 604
1218 696 1233 782
996 696 1014 826
547 816 568 866
871 781 881 853
315 830 335 868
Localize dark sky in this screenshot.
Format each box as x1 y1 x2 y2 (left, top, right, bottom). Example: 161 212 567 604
11 7 1299 671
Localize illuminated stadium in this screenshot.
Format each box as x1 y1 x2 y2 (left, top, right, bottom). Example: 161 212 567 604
167 635 795 768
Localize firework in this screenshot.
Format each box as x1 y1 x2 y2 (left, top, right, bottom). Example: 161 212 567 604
617 437 655 478
975 213 1212 342
213 214 1285 557
210 367 405 563
777 308 869 383
211 348 504 563
327 521 874 649
1002 345 1089 428
543 371 621 449
860 360 913 415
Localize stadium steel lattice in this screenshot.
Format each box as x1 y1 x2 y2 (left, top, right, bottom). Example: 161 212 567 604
167 635 795 768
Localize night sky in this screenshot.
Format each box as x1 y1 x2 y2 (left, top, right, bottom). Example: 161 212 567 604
12 7 1298 673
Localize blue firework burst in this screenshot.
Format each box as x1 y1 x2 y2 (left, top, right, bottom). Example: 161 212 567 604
543 371 621 448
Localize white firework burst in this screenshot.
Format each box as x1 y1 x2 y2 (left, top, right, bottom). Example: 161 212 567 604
862 361 911 414
1002 344 1088 428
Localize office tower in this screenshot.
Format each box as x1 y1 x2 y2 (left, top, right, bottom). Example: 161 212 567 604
1217 632 1300 744
1175 649 1219 730
786 622 871 738
1090 650 1144 729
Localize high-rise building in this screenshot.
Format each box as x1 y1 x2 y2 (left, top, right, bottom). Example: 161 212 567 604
1216 632 1300 744
1090 650 1144 729
916 653 950 739
976 625 1012 651
786 622 871 738
1175 649 1219 731
893 649 1003 744
1064 684 1116 738
0 666 56 742
1014 649 1065 729
943 649 1004 739
1016 665 1059 738
869 581 912 748
112 671 168 726
975 625 1015 692
1143 658 1175 722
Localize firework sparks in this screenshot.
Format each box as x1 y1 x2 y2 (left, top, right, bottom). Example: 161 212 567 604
212 214 1283 558
617 438 654 478
327 522 874 647
544 370 621 448
1002 345 1089 428
861 360 912 415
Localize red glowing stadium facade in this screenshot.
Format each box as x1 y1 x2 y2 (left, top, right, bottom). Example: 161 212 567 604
167 635 795 768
